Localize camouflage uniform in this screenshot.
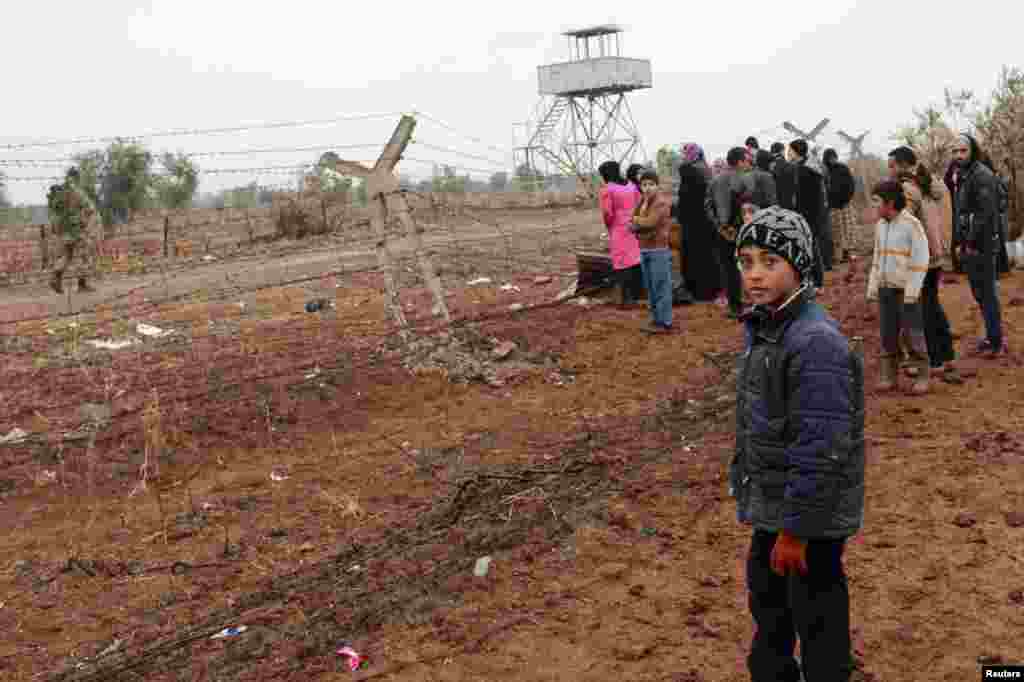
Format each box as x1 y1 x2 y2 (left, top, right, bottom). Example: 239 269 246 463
48 176 98 293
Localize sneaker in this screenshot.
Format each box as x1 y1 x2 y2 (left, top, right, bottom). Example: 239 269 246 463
643 322 673 335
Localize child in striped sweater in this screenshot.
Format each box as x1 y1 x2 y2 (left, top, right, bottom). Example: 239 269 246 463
867 179 931 394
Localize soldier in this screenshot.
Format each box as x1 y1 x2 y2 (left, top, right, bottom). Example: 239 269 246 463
48 167 97 294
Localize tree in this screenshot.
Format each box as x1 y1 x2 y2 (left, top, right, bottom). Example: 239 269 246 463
74 139 155 228
223 182 260 209
431 165 466 193
892 105 958 175
152 152 199 209
489 171 508 192
656 146 680 180
974 66 1024 239
513 162 544 192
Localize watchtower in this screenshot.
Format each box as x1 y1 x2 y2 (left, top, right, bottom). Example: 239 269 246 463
514 25 651 190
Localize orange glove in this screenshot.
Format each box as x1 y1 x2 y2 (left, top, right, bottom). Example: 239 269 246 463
770 531 808 576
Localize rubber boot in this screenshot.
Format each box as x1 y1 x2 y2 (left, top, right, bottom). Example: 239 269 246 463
49 270 63 294
876 354 898 392
909 357 930 395
78 276 95 293
942 363 964 384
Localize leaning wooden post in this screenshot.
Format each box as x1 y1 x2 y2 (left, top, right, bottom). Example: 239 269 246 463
375 116 450 323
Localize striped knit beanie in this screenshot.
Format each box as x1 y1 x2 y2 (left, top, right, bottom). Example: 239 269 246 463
735 207 815 283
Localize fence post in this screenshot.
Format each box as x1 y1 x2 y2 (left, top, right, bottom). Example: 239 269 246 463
369 189 410 342
40 224 50 270
388 191 450 322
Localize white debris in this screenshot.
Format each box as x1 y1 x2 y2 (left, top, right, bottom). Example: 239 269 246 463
555 279 578 302
575 297 592 306
0 428 29 445
508 303 525 312
202 254 218 262
270 471 289 482
467 277 492 286
499 284 521 293
473 556 493 578
136 323 172 338
86 338 137 351
97 638 123 657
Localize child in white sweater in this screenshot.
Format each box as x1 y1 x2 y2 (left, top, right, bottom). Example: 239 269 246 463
867 179 931 394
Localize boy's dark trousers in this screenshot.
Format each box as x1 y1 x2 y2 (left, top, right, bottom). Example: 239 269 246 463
616 264 644 304
919 268 956 367
878 287 928 358
715 234 743 313
747 530 854 682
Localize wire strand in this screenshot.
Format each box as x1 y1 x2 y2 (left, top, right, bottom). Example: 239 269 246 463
0 112 404 151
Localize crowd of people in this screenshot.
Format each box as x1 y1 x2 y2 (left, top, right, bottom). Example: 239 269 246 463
598 133 1012 377
597 132 1014 681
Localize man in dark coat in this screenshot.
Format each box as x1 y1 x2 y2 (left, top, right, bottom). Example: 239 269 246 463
707 147 755 316
752 150 778 209
788 139 829 285
769 142 797 211
822 148 857 264
952 134 1006 355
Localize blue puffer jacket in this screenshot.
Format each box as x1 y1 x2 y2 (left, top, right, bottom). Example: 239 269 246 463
730 288 865 539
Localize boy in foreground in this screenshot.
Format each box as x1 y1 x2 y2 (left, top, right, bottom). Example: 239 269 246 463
730 207 865 682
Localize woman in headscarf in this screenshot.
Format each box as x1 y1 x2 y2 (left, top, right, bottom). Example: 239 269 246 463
675 143 723 301
626 163 646 193
598 160 644 304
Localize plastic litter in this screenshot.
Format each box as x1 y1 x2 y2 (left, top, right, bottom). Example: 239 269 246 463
499 284 521 293
210 625 247 639
508 303 525 312
305 299 329 313
467 277 492 286
270 470 289 482
86 338 137 350
473 556 492 577
202 254 218 262
136 323 172 338
337 645 367 671
0 428 29 445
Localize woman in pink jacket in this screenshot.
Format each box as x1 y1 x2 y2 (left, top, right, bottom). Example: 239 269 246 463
598 160 643 304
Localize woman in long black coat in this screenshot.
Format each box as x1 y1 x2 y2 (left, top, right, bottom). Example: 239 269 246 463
676 143 723 301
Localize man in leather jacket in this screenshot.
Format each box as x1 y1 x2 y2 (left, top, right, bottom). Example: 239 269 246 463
952 134 1005 355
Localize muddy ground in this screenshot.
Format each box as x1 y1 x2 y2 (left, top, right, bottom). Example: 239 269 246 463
1 207 1023 681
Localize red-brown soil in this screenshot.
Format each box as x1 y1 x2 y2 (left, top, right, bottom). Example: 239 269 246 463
1 215 1023 682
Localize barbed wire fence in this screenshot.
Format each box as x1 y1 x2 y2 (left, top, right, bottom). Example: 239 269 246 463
0 111 825 681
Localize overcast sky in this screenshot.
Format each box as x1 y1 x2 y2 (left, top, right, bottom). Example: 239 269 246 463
1 0 1020 204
